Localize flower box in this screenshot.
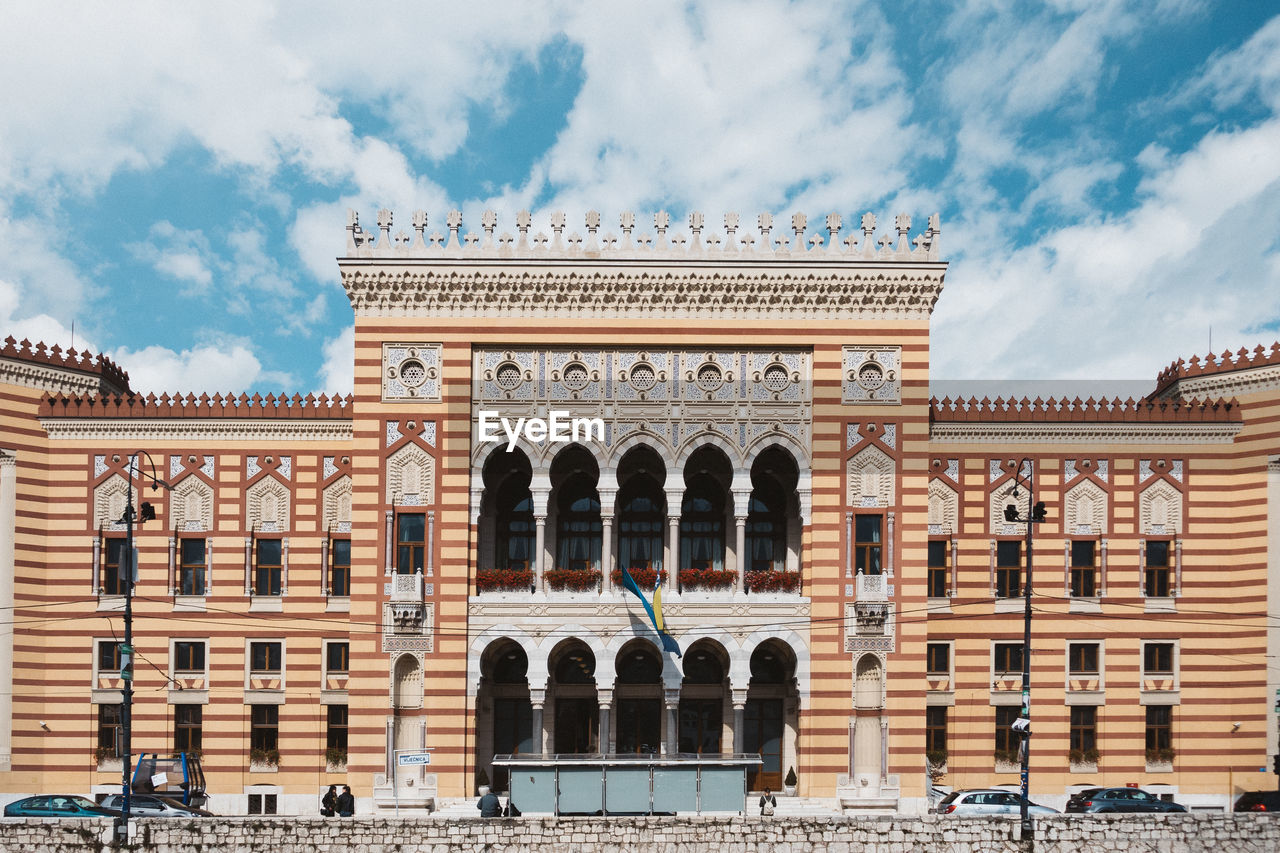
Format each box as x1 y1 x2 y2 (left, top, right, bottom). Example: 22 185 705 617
476 567 535 592
745 570 801 593
610 568 667 589
679 568 738 590
545 568 601 592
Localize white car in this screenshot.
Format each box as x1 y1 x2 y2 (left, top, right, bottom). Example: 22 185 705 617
935 789 1058 815
98 793 213 817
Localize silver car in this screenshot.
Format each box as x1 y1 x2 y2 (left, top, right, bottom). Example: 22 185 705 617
935 789 1058 815
97 794 213 818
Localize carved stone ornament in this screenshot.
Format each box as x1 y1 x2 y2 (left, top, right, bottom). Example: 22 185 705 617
842 346 901 405
246 477 290 532
93 474 130 531
927 479 958 535
1063 479 1107 535
382 343 442 402
386 443 435 506
847 445 895 508
1140 479 1183 535
170 475 213 532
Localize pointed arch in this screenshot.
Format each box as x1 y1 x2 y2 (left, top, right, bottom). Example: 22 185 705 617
170 474 213 532
927 479 958 534
93 474 130 530
246 476 290 532
322 475 352 531
1064 479 1107 535
391 653 423 709
1140 479 1183 535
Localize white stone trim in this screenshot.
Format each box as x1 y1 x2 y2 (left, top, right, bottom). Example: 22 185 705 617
40 418 352 442
930 422 1240 444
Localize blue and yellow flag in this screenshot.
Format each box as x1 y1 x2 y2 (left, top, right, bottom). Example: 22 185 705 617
621 568 681 657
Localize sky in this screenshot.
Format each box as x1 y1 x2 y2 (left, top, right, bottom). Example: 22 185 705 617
0 1 1277 397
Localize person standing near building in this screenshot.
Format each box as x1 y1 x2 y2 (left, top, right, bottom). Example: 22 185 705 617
336 785 355 817
759 787 777 816
321 785 337 816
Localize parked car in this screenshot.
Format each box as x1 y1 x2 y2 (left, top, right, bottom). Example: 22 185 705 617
1065 787 1186 813
98 793 214 817
1234 791 1280 812
934 789 1059 815
3 795 118 817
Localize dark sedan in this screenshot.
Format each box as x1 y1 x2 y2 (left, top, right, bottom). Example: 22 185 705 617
4 795 118 817
1065 787 1186 813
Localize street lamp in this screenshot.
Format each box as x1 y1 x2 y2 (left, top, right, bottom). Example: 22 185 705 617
1003 458 1046 838
114 451 169 845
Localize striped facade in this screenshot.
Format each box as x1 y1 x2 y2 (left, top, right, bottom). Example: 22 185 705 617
0 209 1276 815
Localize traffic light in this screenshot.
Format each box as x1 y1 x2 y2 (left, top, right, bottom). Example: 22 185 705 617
1273 754 1280 776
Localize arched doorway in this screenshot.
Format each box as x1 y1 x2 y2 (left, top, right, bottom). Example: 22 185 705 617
614 641 663 755
477 640 533 792
678 641 729 755
679 446 732 586
616 445 667 587
478 447 535 583
853 653 885 788
744 641 796 791
745 446 800 590
549 640 598 753
550 446 602 582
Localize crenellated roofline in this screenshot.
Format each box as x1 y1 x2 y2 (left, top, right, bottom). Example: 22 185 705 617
39 391 353 419
1151 342 1280 400
1 335 130 395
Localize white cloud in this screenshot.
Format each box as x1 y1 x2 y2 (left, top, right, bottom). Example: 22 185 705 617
316 325 354 395
126 222 215 291
107 339 293 395
0 277 97 355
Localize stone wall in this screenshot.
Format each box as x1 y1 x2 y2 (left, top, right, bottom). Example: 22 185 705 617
1 814 1277 853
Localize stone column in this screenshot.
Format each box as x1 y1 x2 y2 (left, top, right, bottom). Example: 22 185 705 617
533 486 550 592
732 487 750 594
848 717 856 778
732 689 748 754
666 508 680 591
599 475 617 586
598 689 613 754
664 689 681 755
530 688 546 754
880 719 889 783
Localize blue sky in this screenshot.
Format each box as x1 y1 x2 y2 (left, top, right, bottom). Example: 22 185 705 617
1 1 1277 396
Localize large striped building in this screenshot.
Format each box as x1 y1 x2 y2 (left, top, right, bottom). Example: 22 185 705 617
0 208 1276 815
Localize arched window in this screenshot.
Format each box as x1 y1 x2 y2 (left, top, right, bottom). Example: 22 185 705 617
495 478 535 572
680 476 724 571
618 479 664 572
745 494 785 572
556 476 601 572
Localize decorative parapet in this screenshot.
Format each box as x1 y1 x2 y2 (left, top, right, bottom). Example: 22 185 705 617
929 396 1242 444
930 395 1238 424
1152 342 1280 400
345 208 941 262
339 209 947 321
39 391 354 419
1 335 130 395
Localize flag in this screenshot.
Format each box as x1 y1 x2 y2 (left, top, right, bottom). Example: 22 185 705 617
621 568 681 657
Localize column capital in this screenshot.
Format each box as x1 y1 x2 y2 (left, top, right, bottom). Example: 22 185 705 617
731 689 748 708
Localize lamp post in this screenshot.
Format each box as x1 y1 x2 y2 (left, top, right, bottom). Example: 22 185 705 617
114 451 169 845
1003 458 1046 838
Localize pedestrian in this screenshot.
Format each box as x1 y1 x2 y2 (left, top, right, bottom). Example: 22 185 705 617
320 785 337 817
759 787 777 816
477 785 502 818
336 785 355 817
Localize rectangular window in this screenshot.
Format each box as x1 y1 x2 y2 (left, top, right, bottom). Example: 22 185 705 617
1070 540 1097 597
994 705 1020 756
254 539 282 596
1144 642 1174 675
926 642 950 676
326 704 349 752
925 706 947 756
249 642 282 674
854 515 882 576
994 642 1023 677
97 704 122 757
1145 705 1172 756
97 640 121 675
326 642 350 674
1068 642 1099 675
179 538 206 596
995 540 1021 598
102 538 127 595
330 538 351 596
247 793 277 815
1145 539 1171 597
250 705 279 752
927 539 948 597
396 513 426 575
174 705 202 753
173 641 205 673
1070 705 1098 756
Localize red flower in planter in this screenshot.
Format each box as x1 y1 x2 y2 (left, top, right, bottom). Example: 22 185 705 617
610 568 667 589
678 568 738 590
476 567 535 592
745 570 802 593
544 568 602 592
